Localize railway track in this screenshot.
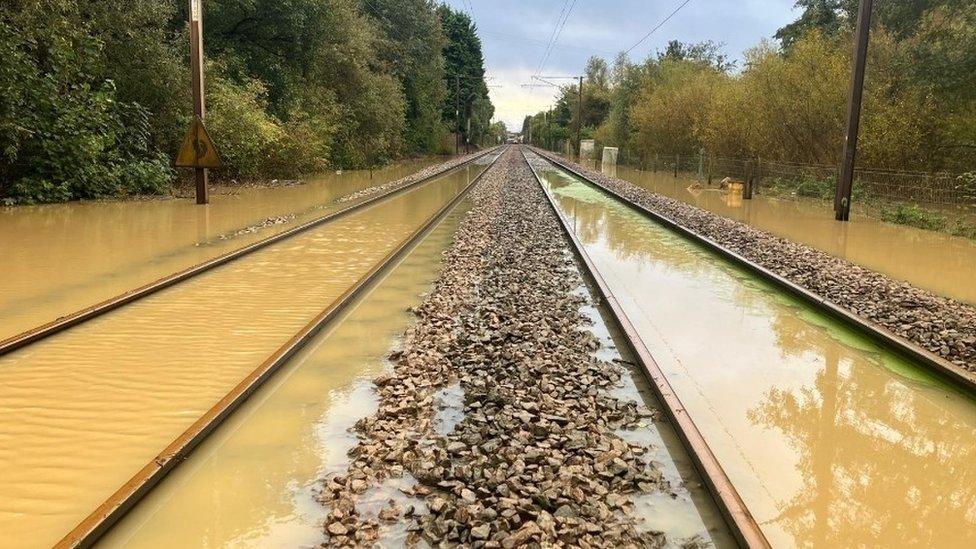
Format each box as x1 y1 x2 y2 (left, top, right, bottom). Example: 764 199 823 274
9 146 971 547
51 148 505 548
531 148 976 394
523 148 770 549
523 147 976 548
0 147 499 359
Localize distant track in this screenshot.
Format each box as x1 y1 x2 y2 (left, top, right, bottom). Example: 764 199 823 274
523 148 770 549
55 147 505 549
0 148 498 359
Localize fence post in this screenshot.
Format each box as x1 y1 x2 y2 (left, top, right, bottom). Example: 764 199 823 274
674 154 680 178
755 157 763 195
744 160 754 199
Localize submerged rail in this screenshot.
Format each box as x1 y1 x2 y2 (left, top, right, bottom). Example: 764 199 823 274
0 147 498 359
522 148 770 549
532 148 976 394
55 148 504 549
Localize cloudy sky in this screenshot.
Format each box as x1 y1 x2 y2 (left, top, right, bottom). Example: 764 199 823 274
440 0 801 130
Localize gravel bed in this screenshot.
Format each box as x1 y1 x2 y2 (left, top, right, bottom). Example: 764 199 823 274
318 148 679 547
335 148 498 204
532 148 976 372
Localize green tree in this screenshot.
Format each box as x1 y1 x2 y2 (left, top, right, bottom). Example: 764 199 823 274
0 0 172 202
438 5 494 148
363 0 449 154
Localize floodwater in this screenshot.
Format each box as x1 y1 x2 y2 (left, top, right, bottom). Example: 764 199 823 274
0 162 486 548
535 160 976 548
0 158 438 341
614 166 976 305
575 285 735 547
97 198 471 548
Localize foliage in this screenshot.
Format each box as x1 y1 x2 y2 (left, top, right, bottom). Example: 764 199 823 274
0 1 173 203
879 204 948 231
528 1 975 180
366 0 449 155
205 69 286 178
957 173 976 201
1 0 495 203
631 58 726 158
438 6 494 150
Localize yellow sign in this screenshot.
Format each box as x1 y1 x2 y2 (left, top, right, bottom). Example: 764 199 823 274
175 116 222 169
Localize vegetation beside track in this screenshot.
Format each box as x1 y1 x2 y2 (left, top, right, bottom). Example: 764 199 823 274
521 1 976 208
0 1 504 204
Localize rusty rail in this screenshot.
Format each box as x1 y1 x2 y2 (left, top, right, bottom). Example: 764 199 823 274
521 148 771 549
54 148 504 548
0 147 499 359
533 148 976 395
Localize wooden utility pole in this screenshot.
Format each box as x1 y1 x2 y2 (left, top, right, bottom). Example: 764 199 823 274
189 0 208 205
455 76 461 156
835 0 874 221
576 76 583 159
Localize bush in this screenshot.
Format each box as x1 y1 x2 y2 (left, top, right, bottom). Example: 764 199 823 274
957 172 976 202
0 4 174 203
880 204 948 231
205 68 285 179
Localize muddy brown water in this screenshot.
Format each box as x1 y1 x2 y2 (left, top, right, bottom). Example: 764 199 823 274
0 163 484 548
0 159 437 341
613 166 976 305
536 164 976 548
98 156 732 548
95 198 472 548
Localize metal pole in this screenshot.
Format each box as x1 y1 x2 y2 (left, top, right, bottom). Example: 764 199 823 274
454 76 460 156
835 0 874 221
189 0 208 205
576 76 583 158
547 107 552 150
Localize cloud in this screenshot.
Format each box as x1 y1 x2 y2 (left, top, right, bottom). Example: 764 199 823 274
445 0 800 130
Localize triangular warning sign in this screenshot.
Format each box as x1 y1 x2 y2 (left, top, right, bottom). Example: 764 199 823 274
175 116 223 169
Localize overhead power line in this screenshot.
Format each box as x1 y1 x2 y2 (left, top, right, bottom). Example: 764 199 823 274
624 0 693 55
535 0 571 75
479 30 614 55
533 0 579 79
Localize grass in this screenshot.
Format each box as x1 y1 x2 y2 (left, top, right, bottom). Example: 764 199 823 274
760 176 867 201
756 177 976 240
879 203 948 231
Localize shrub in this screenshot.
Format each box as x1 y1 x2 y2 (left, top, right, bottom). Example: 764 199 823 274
880 204 948 231
0 5 173 203
205 68 285 179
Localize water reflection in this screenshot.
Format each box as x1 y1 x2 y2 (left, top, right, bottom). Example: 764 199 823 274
749 345 976 547
537 165 976 548
613 166 976 305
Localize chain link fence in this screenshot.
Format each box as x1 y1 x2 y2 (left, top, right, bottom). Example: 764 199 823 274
612 149 976 207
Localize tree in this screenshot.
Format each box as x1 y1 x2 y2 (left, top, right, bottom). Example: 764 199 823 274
775 0 856 49
0 0 172 202
437 5 494 147
363 0 448 154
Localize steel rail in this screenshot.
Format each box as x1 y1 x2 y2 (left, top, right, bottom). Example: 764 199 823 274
55 147 505 549
0 147 499 359
532 148 976 394
521 148 771 549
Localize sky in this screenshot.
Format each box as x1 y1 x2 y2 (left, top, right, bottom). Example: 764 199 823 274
440 0 801 130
